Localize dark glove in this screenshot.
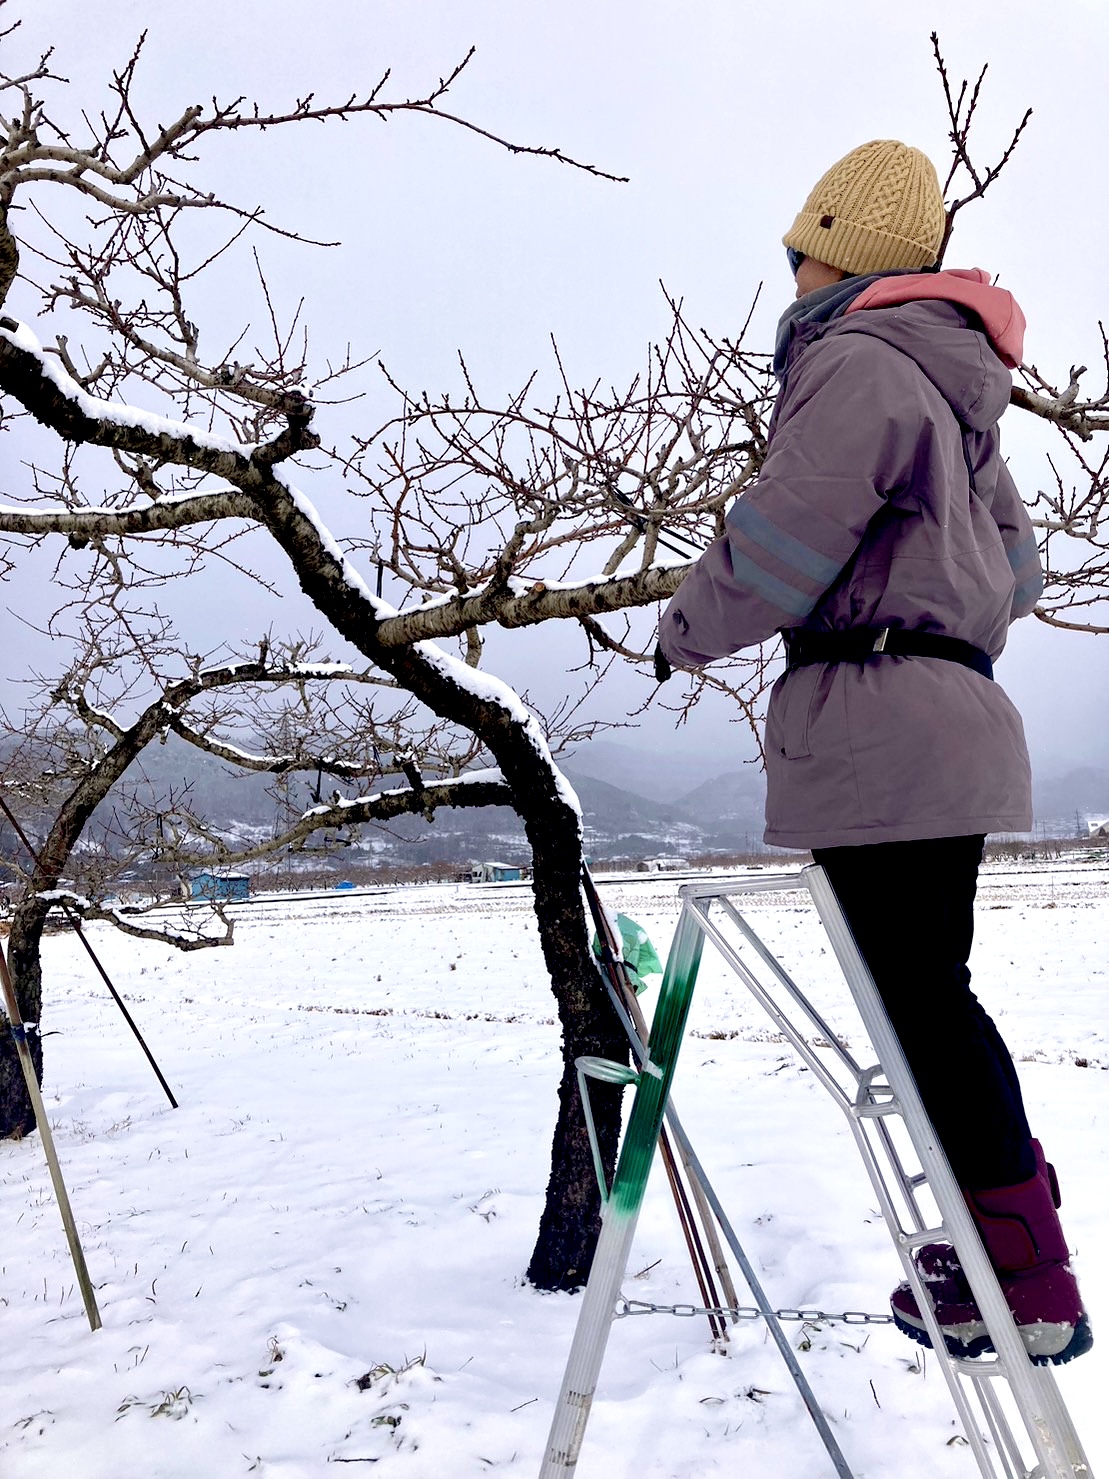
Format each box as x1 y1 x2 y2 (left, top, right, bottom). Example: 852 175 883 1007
653 643 672 684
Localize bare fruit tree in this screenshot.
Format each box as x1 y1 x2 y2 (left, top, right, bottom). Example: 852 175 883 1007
0 15 776 1289
0 17 1106 1292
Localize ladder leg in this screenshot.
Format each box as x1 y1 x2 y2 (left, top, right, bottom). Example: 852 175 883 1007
804 863 1093 1479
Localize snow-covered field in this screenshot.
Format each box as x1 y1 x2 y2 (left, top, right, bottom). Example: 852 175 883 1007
2 860 1106 1477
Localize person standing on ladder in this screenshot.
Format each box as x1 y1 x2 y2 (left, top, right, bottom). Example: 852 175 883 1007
657 139 1092 1366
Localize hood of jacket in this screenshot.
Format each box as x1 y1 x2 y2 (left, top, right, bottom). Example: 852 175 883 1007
780 268 1023 434
841 267 1023 432
847 267 1025 366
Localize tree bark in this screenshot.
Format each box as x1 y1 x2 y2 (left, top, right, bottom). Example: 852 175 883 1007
522 810 627 1290
0 1030 42 1140
1 896 48 1138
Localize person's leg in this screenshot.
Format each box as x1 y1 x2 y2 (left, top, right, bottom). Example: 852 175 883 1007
811 834 1033 1186
811 836 1090 1363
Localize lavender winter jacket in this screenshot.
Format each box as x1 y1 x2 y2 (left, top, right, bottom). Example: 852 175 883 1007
659 269 1042 849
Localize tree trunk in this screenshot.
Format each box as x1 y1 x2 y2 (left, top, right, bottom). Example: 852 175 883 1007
520 803 628 1291
0 896 48 1138
244 488 637 1288
0 1031 42 1140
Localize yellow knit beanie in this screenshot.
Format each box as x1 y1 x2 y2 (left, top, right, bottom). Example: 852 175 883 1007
783 140 946 275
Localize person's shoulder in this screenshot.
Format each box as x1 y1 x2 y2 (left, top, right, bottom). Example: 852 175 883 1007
822 311 927 359
790 319 918 393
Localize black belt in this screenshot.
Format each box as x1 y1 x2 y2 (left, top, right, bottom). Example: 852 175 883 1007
782 627 993 680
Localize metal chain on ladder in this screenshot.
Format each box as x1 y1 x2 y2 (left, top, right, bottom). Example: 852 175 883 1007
615 1297 894 1325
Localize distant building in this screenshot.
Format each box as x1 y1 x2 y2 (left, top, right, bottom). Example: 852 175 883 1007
189 870 251 902
636 857 687 873
1088 820 1109 840
468 861 524 884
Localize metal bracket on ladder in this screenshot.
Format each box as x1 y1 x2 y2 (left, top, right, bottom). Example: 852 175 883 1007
539 866 1094 1479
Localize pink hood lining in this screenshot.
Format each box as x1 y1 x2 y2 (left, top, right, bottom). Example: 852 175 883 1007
846 268 1025 369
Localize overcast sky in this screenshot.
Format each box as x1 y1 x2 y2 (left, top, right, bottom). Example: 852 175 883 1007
3 0 1108 778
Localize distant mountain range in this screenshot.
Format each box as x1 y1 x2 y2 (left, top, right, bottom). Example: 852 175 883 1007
5 736 1107 874
189 739 1109 864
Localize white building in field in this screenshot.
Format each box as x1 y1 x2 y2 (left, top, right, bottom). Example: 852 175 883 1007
467 861 525 883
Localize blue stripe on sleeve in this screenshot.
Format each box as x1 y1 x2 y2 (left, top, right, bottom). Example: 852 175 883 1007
1008 535 1043 609
1007 535 1040 576
1013 574 1044 607
728 546 818 619
727 497 845 585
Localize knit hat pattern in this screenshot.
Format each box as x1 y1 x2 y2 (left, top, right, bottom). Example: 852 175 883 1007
783 140 947 275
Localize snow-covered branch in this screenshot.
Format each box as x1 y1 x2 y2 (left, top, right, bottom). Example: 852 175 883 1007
372 562 692 647
0 317 267 475
70 896 237 952
163 773 515 875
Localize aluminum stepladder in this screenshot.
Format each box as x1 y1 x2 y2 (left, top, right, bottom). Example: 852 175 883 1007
539 867 1094 1479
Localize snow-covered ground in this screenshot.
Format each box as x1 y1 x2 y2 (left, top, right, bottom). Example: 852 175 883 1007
2 860 1106 1477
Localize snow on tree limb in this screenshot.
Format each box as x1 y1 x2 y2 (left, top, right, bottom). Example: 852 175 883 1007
0 316 263 473
371 562 692 646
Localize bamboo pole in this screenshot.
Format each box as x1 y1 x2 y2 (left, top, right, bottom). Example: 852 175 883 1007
613 952 743 1328
0 940 101 1331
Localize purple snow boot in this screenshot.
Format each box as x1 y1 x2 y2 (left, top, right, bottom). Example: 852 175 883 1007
890 1142 1093 1365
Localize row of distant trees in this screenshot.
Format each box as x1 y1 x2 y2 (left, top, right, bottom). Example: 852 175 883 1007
0 14 1106 1285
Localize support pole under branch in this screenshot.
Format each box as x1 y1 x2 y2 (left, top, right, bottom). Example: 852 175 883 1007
0 942 102 1332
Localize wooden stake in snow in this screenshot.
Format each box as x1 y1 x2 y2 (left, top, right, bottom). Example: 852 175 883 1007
0 942 102 1332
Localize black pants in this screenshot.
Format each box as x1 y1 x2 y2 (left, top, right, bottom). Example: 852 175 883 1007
811 835 1035 1190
